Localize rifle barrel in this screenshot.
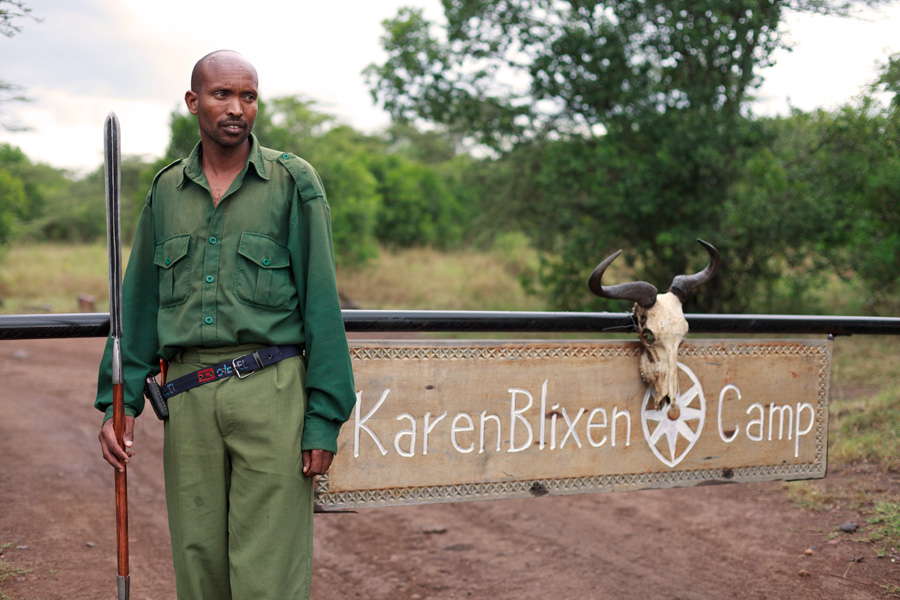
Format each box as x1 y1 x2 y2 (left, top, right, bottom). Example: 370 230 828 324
105 112 129 600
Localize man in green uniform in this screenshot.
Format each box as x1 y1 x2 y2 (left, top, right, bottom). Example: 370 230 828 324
95 50 356 599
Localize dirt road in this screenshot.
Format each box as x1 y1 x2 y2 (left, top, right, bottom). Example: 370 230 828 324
1 337 897 599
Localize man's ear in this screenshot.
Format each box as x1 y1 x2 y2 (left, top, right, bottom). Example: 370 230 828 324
185 90 199 115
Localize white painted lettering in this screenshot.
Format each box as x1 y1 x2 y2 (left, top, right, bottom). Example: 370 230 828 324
422 411 447 455
351 374 818 465
394 413 417 458
550 403 560 450
539 379 548 449
451 413 475 454
746 403 764 442
794 402 815 458
586 407 608 448
508 388 534 453
611 406 631 447
480 411 502 453
717 384 741 443
354 389 389 458
560 407 585 449
768 403 793 441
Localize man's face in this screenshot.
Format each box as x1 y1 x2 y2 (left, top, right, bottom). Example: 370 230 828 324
186 54 258 150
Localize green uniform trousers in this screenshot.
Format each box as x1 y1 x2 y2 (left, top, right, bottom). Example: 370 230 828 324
163 344 313 600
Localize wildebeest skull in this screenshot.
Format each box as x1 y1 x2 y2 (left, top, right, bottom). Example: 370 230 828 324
588 240 720 410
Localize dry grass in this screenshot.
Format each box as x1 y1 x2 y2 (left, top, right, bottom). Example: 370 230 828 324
336 244 544 312
831 335 900 394
828 336 900 472
0 241 541 315
830 385 900 472
0 243 122 314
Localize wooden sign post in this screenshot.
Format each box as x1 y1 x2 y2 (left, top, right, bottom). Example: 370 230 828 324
317 339 831 510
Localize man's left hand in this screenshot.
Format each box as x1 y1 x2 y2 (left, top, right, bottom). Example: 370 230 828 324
302 449 334 477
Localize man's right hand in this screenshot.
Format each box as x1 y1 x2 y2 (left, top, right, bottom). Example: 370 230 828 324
99 415 135 472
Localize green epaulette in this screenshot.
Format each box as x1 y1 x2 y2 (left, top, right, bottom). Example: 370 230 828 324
144 158 184 206
273 151 328 206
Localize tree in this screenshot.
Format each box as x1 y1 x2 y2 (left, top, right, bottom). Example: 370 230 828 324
0 0 36 37
368 153 461 248
366 1 882 147
0 143 56 245
0 144 151 244
1 1 39 131
366 0 890 311
679 53 900 315
0 168 26 246
798 54 900 312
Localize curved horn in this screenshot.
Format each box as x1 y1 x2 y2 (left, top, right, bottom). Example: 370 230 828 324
668 239 720 303
588 249 658 308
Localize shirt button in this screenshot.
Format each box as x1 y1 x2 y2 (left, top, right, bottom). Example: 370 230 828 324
165 257 171 265
205 317 213 324
206 275 214 283
263 258 270 266
209 237 217 245
281 153 289 159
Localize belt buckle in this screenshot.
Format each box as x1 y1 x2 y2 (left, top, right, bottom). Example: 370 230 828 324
233 358 255 379
233 350 265 379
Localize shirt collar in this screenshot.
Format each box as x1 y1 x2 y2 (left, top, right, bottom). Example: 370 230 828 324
178 133 269 188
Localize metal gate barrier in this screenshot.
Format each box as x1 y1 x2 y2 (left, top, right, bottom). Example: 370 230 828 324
2 310 900 339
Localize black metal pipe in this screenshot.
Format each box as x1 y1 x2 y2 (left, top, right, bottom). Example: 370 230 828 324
686 314 900 336
2 311 900 341
0 313 111 340
342 310 637 333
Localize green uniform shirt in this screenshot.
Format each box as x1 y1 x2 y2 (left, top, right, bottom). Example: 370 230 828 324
95 135 356 453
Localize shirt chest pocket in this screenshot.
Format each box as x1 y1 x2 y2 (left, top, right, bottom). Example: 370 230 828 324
234 232 295 310
154 234 192 307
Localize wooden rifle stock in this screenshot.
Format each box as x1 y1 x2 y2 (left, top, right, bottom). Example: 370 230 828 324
113 382 129 581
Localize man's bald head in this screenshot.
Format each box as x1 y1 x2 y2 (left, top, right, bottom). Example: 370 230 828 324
185 50 259 153
190 50 258 93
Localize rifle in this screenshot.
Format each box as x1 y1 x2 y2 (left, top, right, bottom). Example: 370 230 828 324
104 112 130 600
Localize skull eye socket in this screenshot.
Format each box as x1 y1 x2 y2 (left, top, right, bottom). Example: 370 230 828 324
642 330 656 345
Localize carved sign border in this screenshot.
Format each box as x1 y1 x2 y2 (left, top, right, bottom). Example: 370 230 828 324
316 339 831 510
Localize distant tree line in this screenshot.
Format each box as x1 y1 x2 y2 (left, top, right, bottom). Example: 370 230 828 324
0 97 489 268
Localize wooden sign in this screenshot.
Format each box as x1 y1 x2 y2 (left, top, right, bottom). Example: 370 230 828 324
316 339 831 510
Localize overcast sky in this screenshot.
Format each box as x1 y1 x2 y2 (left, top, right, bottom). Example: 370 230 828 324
0 0 898 173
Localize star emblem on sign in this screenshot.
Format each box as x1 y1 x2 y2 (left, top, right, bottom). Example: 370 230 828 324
641 362 706 467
